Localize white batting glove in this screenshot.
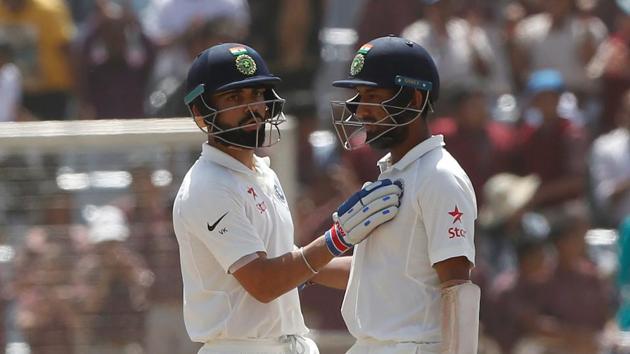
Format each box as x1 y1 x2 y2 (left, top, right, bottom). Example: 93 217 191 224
324 179 402 256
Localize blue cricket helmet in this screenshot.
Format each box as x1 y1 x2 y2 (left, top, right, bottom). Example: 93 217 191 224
185 43 281 101
333 35 440 104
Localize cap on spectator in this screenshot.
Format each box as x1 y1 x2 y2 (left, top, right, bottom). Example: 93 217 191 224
617 0 630 14
526 69 565 95
479 173 540 227
86 205 129 244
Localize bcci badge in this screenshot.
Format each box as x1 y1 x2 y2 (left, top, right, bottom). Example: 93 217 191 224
350 54 365 76
235 54 257 76
274 184 286 203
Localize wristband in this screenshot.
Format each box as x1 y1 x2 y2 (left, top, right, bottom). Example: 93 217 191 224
324 223 352 256
298 247 318 274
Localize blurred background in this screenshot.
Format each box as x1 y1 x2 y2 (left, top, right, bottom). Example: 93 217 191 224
0 0 629 353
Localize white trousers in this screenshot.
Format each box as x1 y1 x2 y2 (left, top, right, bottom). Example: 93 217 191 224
199 336 319 354
346 339 440 354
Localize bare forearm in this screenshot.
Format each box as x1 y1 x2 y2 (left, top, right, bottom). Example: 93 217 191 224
234 235 337 303
310 256 352 289
531 176 585 207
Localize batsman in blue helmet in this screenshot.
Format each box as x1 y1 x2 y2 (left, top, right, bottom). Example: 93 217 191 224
330 36 480 354
172 43 403 354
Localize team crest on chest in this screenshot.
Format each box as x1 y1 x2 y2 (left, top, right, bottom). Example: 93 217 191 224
247 186 258 199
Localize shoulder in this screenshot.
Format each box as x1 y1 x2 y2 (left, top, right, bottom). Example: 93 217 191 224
178 161 243 208
417 148 472 194
593 128 627 152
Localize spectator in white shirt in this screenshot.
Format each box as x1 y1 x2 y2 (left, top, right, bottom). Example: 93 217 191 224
509 0 608 95
590 89 630 226
0 40 22 122
401 0 496 106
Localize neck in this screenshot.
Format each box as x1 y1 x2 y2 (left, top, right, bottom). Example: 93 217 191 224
210 140 256 170
389 124 430 164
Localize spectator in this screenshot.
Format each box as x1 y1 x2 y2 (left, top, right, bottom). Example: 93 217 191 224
508 0 607 95
0 0 75 120
589 89 630 227
515 69 589 211
356 0 421 47
477 173 542 276
142 0 248 48
430 87 518 207
75 0 155 119
142 0 249 114
587 0 630 134
401 0 497 107
149 16 242 118
0 36 22 122
74 205 153 354
485 235 552 354
536 212 613 354
9 227 77 354
14 243 77 354
120 166 200 354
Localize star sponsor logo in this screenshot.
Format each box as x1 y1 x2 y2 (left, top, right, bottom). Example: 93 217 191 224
448 205 463 224
448 227 467 238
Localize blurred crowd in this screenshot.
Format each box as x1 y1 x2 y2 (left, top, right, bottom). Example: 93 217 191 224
0 0 630 353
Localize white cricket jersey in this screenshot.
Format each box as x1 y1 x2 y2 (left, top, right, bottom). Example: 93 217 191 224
342 135 477 343
172 143 308 343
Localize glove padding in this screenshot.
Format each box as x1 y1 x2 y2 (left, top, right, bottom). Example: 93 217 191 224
325 179 402 255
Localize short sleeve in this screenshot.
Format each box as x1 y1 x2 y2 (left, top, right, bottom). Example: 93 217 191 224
419 168 477 266
183 186 266 273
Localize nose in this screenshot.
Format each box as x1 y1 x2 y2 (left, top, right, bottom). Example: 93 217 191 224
354 102 376 122
248 101 267 118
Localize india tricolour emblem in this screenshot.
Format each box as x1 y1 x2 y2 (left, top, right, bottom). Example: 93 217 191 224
235 54 257 76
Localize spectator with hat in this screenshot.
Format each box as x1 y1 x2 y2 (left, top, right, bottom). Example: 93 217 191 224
74 205 153 354
514 69 589 212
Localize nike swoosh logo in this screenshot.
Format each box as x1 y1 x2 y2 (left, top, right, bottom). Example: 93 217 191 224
207 212 229 232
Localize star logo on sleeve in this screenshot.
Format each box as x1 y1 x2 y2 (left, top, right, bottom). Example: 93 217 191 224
448 205 463 224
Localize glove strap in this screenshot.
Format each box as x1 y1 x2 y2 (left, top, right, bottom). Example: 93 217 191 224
324 222 352 256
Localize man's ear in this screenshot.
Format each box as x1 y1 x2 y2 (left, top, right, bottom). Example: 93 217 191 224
411 90 425 109
192 105 208 129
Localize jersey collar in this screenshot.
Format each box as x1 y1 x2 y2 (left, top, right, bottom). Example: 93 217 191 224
201 143 271 175
377 135 445 173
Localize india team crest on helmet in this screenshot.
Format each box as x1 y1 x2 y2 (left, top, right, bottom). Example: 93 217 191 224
350 54 365 76
235 54 257 76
